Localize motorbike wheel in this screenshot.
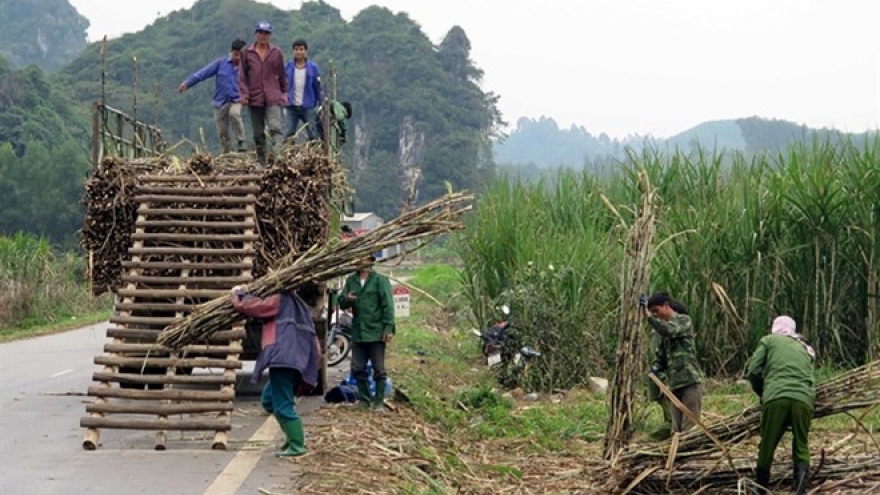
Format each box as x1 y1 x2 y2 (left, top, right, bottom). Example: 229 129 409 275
327 332 351 367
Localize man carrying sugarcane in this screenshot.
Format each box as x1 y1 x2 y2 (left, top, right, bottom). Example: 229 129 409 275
641 292 705 433
337 255 395 412
747 316 816 495
230 284 321 457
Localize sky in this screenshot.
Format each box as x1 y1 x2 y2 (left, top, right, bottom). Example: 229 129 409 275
67 0 880 139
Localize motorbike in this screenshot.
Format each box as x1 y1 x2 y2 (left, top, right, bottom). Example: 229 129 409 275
472 305 541 368
327 308 353 367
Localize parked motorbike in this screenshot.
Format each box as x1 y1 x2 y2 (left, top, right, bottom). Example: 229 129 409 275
472 305 541 368
327 308 353 367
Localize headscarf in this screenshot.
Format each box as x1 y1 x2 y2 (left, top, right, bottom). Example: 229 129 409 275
771 316 816 359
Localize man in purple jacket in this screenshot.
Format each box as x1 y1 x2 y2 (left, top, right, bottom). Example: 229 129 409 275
284 39 322 142
239 21 287 165
179 38 248 153
231 285 321 457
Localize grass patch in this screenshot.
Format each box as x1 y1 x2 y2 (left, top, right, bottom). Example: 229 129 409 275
0 307 111 342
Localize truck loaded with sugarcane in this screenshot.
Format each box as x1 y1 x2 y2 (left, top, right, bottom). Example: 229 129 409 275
78 97 349 450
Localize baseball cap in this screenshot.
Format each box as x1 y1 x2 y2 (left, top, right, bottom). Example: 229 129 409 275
255 21 273 33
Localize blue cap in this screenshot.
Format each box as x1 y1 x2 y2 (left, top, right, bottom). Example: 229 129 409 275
255 21 273 33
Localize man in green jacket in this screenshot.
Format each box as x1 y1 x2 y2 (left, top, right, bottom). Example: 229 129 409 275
642 292 705 433
337 255 395 411
747 315 816 495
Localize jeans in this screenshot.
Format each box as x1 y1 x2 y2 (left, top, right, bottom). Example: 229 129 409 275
351 341 387 383
213 102 244 153
285 105 318 141
248 105 284 163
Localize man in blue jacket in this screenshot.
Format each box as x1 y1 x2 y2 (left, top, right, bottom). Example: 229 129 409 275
284 39 322 141
179 38 248 153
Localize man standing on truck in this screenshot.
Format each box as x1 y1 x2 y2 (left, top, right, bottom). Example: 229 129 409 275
284 39 322 142
337 255 395 412
179 38 248 153
239 21 287 166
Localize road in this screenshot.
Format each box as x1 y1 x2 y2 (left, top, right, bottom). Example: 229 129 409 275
0 323 331 495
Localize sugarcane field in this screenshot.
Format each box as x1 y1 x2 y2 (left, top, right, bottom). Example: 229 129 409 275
2 2 880 495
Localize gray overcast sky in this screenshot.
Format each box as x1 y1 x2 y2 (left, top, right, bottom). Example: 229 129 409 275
67 0 880 138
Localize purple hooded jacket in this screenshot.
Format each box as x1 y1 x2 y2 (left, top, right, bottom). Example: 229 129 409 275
238 43 288 107
231 291 320 389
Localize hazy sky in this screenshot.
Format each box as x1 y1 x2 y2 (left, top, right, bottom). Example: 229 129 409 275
67 0 880 138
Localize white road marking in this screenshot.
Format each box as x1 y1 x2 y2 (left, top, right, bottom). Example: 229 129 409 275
200 416 279 495
49 369 73 378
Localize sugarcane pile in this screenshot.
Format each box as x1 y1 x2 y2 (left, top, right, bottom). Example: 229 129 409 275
251 143 343 276
158 192 473 349
80 155 161 293
598 360 880 494
79 143 343 293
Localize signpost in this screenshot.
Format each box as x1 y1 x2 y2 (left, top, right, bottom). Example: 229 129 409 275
393 286 410 318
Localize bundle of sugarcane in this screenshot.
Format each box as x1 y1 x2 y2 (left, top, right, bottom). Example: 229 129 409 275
79 143 344 292
157 192 473 349
605 360 880 492
252 142 345 277
602 172 658 460
620 453 880 494
79 156 147 294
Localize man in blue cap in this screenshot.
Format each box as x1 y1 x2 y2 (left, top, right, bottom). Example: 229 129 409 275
239 21 287 165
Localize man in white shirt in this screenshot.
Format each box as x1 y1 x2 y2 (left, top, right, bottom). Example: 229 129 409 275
284 39 322 141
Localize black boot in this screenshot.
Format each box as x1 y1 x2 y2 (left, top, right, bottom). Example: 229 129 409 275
753 467 770 494
793 463 809 495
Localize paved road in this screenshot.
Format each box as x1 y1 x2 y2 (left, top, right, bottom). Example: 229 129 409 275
0 323 332 495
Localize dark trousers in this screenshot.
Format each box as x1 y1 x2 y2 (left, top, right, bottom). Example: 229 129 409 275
351 341 387 382
669 383 704 432
262 368 301 422
757 398 813 470
248 105 283 162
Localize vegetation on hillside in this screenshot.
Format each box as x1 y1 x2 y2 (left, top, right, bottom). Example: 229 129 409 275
57 0 501 220
0 53 92 246
0 0 89 71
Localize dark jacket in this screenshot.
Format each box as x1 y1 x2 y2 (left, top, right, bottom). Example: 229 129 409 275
238 43 287 107
231 291 320 388
337 271 395 343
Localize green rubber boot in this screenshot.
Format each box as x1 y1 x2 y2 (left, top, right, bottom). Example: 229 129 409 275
276 418 307 457
373 379 387 412
356 380 372 408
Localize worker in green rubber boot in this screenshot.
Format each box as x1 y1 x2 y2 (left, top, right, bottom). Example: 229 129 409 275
231 284 321 456
747 315 816 495
337 255 395 412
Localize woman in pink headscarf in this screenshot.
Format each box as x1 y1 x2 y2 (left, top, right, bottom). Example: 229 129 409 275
746 316 816 494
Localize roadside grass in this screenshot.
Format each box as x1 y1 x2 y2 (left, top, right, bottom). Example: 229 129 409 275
0 306 111 342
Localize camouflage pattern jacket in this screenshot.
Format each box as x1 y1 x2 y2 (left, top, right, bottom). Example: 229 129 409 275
648 313 705 391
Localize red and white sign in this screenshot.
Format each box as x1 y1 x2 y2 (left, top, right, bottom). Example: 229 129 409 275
393 286 410 318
